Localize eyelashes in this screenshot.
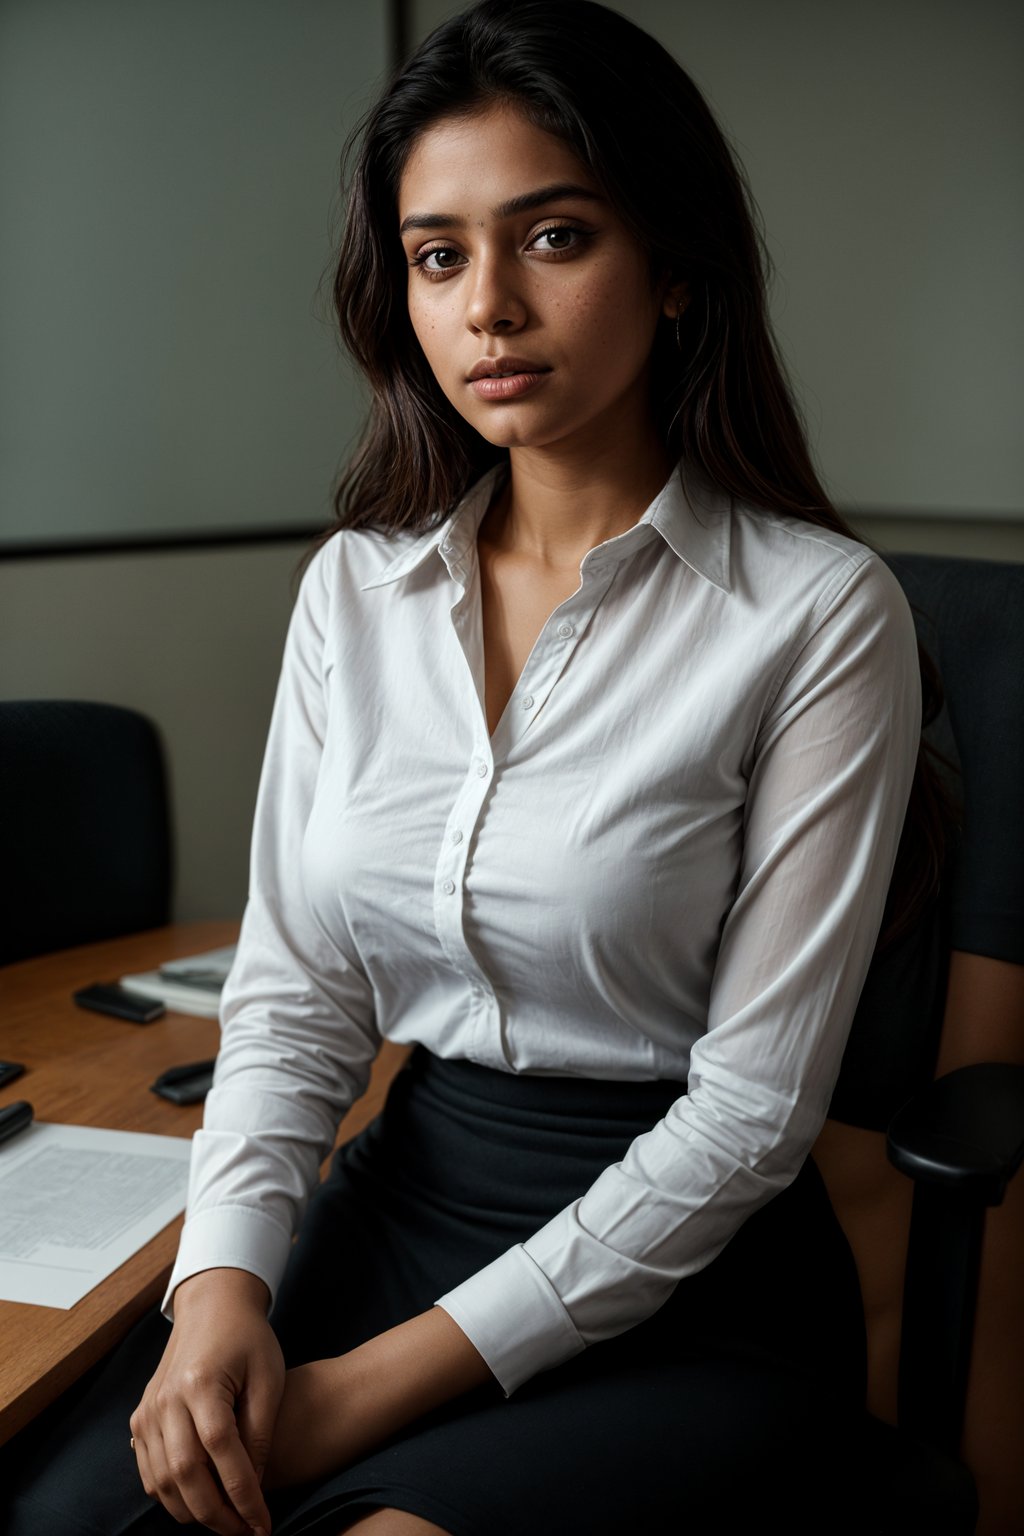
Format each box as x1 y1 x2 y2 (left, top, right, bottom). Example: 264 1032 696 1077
409 224 592 280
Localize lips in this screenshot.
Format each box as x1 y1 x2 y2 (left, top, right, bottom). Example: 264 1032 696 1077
469 371 551 402
467 356 551 381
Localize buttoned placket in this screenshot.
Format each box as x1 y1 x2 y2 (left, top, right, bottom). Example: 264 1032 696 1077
427 529 498 1062
430 525 653 1067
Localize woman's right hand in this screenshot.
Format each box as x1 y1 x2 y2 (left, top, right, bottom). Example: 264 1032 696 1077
129 1267 285 1535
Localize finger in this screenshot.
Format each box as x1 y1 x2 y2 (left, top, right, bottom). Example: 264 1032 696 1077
192 1401 273 1535
130 1404 195 1524
132 1421 201 1527
236 1363 283 1488
160 1402 252 1536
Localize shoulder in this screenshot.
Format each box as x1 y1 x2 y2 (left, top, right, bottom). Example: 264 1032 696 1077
299 525 421 596
278 527 433 676
729 499 913 639
293 523 435 627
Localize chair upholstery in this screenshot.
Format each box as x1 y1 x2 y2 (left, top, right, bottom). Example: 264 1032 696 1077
814 554 1024 1533
0 699 172 966
885 553 1024 969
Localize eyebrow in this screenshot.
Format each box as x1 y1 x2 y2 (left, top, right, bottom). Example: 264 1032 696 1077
398 182 605 237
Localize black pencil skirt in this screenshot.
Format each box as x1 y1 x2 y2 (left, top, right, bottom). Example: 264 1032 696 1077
6 1045 868 1535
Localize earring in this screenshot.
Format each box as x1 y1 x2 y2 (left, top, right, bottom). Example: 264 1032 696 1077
675 299 688 353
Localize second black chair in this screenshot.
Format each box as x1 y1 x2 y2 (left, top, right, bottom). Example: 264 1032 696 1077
0 699 172 967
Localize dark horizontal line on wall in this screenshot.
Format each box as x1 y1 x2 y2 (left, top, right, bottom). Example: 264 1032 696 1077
849 508 1023 523
0 524 330 562
3 506 1018 563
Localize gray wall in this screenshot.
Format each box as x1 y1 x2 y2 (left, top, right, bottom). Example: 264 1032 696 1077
0 0 387 547
3 1 1022 926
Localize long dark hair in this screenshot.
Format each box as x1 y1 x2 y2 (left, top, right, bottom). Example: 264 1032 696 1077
325 0 956 949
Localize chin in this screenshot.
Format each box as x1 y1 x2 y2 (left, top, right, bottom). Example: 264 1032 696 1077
465 411 572 452
465 422 541 450
475 427 538 449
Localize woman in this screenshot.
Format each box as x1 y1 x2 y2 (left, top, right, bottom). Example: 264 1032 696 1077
9 3 945 1533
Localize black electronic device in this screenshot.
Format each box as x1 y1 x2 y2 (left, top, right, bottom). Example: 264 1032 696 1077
150 1059 216 1105
73 983 166 1024
0 1100 33 1146
0 1061 27 1089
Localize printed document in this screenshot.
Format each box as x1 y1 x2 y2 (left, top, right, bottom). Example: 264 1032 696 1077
0 1122 192 1308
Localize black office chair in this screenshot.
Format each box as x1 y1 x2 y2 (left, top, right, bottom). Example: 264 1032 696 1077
824 554 1024 1532
0 699 173 966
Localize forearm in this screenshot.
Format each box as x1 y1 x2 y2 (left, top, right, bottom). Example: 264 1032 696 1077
339 1306 496 1451
266 1305 498 1486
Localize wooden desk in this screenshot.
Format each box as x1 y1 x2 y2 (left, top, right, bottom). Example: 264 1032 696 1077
0 922 409 1446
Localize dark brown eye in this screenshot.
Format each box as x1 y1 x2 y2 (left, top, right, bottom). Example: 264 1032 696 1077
412 245 465 276
530 225 589 254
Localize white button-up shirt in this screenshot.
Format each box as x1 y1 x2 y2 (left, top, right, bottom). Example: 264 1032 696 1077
165 460 921 1396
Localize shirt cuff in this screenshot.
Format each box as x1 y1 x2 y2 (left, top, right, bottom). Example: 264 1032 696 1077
161 1204 293 1320
435 1243 585 1397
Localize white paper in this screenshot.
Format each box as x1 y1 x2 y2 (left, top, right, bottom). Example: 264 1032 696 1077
159 945 237 986
117 969 222 1018
0 1122 192 1308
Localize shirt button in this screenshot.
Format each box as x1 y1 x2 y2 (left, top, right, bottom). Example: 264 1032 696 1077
522 694 535 710
450 829 464 845
557 621 574 638
476 761 489 778
441 878 456 895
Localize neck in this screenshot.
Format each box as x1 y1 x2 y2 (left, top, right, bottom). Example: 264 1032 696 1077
482 421 673 571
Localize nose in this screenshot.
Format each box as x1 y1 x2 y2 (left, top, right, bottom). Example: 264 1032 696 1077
464 249 527 336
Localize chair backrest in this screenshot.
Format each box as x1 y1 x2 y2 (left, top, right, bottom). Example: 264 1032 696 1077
814 554 1024 1520
0 699 172 966
829 553 1024 1129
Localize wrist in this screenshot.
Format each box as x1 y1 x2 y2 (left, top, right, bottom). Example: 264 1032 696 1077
172 1266 271 1321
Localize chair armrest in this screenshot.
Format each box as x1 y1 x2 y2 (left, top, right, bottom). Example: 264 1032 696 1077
886 1061 1024 1205
886 1062 1024 1450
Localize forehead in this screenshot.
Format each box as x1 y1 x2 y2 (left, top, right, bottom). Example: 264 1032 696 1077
398 104 595 221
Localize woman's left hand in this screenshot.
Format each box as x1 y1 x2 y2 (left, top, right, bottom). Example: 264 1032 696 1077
263 1306 496 1490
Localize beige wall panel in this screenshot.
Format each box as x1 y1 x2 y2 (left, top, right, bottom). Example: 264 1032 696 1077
0 543 307 921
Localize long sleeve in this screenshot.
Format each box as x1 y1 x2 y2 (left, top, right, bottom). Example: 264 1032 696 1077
436 553 921 1394
163 543 380 1315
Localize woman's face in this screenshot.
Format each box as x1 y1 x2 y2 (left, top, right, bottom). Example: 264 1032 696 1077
397 103 679 456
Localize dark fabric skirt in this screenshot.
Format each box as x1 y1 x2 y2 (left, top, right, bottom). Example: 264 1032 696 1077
5 1045 867 1535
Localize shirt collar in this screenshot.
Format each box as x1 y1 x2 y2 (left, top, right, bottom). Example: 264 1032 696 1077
646 461 732 593
360 458 731 594
360 463 507 592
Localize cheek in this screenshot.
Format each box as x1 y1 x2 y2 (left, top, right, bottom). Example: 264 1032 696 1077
562 269 658 367
406 291 434 351
407 288 462 377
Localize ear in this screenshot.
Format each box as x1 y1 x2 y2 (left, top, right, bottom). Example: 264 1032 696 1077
661 278 690 320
